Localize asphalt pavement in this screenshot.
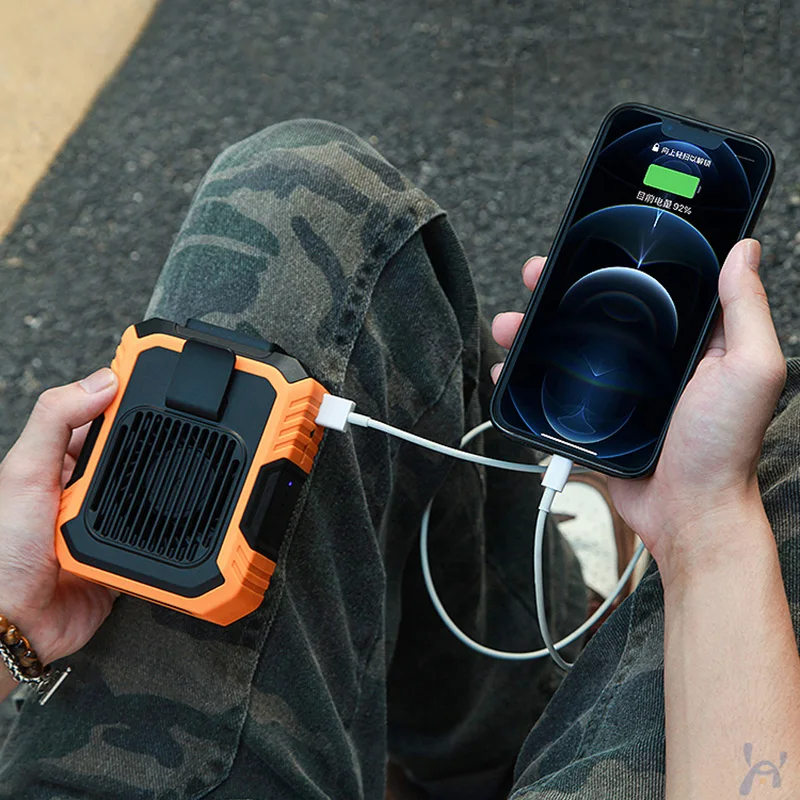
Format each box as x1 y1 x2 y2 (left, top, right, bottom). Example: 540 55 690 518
1 0 798 453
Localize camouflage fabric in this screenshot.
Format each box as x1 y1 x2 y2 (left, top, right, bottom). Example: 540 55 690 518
0 119 585 798
4 118 798 799
510 357 800 800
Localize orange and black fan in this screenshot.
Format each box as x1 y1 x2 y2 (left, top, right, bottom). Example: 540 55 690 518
56 319 326 625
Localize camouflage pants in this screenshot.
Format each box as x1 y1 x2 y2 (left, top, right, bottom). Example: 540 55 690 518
1 120 799 799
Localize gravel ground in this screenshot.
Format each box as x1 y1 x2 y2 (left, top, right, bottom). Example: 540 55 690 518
1 0 798 453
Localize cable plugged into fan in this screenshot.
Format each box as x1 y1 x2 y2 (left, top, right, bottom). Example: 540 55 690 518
315 394 646 669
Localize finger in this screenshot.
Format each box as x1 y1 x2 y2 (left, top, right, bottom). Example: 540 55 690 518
490 362 504 383
718 239 782 368
522 256 546 293
62 424 91 489
61 422 92 489
67 422 91 461
62 422 94 488
492 312 524 350
61 454 77 489
4 368 117 494
703 315 725 358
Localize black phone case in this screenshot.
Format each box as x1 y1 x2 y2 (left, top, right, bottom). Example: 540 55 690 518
490 102 776 478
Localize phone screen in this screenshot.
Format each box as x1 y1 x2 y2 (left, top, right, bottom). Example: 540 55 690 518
494 106 773 475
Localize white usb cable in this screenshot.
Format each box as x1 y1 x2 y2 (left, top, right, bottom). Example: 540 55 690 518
315 394 646 670
316 394 552 475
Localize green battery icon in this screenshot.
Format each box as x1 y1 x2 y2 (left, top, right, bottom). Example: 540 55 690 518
643 163 700 199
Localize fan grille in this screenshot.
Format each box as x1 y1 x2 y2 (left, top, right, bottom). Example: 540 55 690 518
87 409 243 566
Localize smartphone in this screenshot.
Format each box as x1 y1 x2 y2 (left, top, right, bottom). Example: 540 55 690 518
490 103 775 478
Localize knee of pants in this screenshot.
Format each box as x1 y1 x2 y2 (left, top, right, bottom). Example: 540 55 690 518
209 118 378 174
146 117 446 393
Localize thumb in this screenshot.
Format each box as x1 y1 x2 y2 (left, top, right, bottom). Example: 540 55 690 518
5 368 118 493
717 239 782 364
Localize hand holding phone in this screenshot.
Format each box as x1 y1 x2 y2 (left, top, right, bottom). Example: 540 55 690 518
491 104 775 479
493 237 785 577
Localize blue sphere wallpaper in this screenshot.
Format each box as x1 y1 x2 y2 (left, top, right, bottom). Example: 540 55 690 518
509 205 719 456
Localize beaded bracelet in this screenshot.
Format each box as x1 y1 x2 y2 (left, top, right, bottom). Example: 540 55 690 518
0 616 70 706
